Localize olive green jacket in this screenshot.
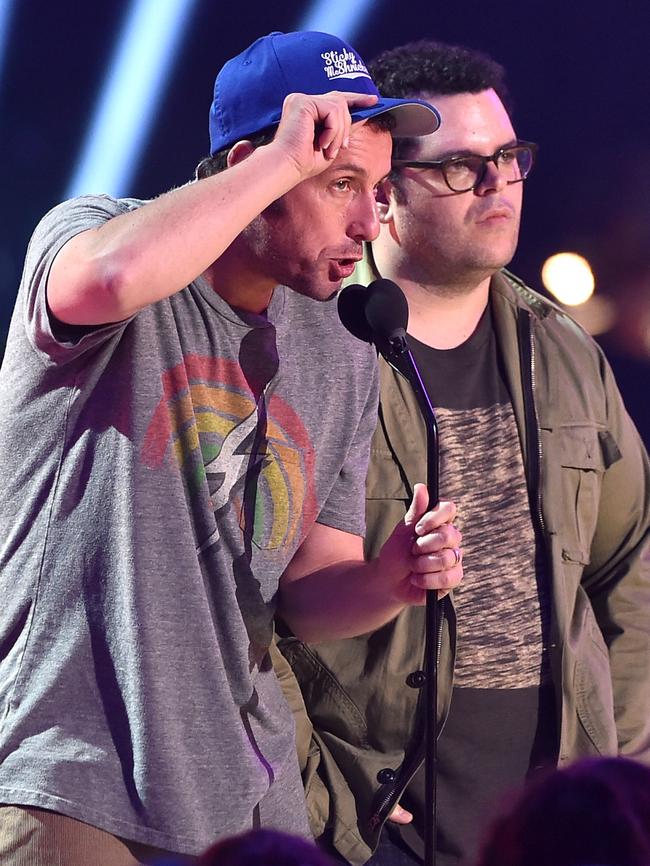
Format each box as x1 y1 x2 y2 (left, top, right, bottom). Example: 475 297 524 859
276 268 650 865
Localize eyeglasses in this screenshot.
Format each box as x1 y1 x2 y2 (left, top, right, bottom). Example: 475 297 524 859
392 141 538 193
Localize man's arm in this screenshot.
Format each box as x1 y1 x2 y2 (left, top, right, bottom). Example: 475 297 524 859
46 91 378 326
582 360 650 761
279 484 462 643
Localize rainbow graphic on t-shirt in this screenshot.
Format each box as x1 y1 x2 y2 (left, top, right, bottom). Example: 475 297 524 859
141 354 317 553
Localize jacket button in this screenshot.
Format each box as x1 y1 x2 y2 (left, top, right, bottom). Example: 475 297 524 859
406 670 426 688
377 768 396 784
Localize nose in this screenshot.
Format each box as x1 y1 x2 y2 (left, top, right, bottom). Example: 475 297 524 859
347 191 381 242
476 158 508 195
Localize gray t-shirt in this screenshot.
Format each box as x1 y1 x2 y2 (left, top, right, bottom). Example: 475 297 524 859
0 195 379 854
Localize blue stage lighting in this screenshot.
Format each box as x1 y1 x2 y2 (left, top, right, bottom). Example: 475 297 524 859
0 0 17 91
65 0 197 200
298 0 375 42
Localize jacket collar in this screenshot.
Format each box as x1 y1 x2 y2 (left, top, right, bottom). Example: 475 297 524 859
491 268 554 321
355 248 550 480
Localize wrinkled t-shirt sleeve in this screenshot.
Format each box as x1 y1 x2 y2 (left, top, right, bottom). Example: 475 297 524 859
316 355 379 538
21 194 137 365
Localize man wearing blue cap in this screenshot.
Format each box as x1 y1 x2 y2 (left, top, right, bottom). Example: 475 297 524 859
0 30 462 866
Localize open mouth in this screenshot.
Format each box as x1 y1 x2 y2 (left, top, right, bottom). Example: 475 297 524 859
333 259 359 277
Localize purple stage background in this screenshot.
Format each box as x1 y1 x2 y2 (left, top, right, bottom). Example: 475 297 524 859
1 0 647 441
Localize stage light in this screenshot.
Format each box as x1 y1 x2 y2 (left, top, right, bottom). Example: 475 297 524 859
65 0 197 200
298 0 375 41
0 0 17 91
541 252 595 306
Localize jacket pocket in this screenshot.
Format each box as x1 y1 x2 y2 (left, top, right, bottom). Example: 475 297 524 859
278 638 371 749
558 424 605 471
552 424 607 559
365 454 410 561
574 602 617 754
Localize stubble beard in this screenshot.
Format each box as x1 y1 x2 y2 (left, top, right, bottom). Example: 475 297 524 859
404 249 506 299
414 228 520 299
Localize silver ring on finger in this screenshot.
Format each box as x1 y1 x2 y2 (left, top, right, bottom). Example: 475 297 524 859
451 547 462 566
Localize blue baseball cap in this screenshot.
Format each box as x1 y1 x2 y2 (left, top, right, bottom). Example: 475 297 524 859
209 31 441 155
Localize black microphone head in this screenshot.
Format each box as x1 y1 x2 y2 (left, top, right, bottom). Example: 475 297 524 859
337 284 373 343
364 279 409 343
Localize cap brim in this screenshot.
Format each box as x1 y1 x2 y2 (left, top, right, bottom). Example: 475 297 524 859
351 97 441 137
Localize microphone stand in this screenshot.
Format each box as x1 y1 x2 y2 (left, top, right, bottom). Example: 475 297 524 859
384 334 440 866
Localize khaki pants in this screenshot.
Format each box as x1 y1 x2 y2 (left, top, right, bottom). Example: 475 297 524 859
0 805 197 866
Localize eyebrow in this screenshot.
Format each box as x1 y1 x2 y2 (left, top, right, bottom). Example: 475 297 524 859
328 162 390 184
331 162 369 176
421 139 519 161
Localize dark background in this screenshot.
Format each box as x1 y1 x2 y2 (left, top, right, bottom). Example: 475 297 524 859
1 0 648 441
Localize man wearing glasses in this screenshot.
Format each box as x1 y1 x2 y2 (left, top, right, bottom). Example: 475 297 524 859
278 40 650 866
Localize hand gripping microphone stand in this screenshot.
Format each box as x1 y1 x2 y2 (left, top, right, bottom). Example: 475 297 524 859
338 279 440 866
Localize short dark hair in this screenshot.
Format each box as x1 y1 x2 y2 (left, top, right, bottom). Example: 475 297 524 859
369 39 511 107
195 126 277 180
369 40 512 161
195 114 395 180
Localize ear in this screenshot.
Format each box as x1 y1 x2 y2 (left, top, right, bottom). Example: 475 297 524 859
376 177 396 225
226 140 256 168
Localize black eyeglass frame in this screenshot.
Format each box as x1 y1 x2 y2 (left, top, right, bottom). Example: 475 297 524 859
391 140 538 193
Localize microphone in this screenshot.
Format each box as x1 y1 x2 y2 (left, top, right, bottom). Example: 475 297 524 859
339 276 441 866
338 278 409 355
338 275 438 502
337 283 374 343
364 279 409 351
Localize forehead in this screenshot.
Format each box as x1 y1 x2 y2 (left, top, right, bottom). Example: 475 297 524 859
327 120 392 181
413 89 516 158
